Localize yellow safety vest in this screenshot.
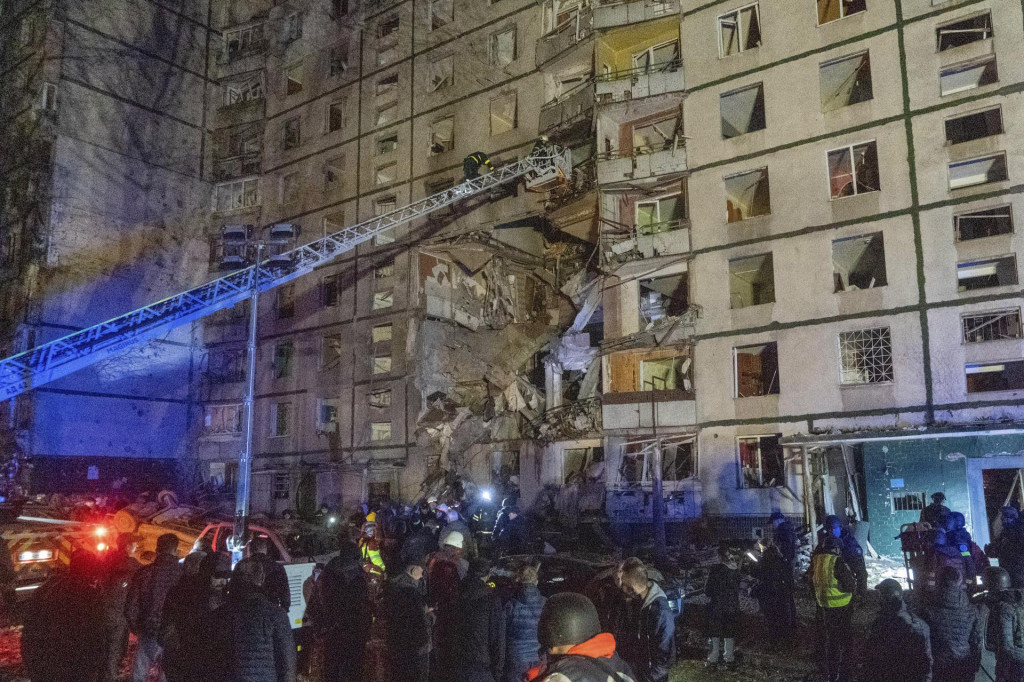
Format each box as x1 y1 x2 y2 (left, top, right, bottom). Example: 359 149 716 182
361 543 386 575
812 552 852 609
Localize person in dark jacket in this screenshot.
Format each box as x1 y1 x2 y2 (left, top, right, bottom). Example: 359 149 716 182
752 542 796 644
457 559 503 682
947 511 988 585
492 498 517 545
127 533 183 682
704 547 740 667
206 558 296 682
921 567 981 682
838 525 868 597
251 535 291 611
990 508 1024 589
921 492 952 527
500 562 546 682
583 562 630 642
770 512 798 568
319 540 372 682
493 508 532 557
98 533 142 682
977 566 1024 682
401 517 437 568
463 152 494 181
811 517 858 682
861 579 932 682
923 529 968 595
528 592 637 682
383 559 432 682
619 558 675 682
162 552 229 682
429 532 467 682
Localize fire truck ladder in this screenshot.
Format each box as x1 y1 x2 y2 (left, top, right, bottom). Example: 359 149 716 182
0 146 572 400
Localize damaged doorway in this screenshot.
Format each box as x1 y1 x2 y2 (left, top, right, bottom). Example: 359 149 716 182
967 456 1024 549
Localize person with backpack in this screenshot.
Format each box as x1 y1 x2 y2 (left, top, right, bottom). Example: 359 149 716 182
860 579 932 682
811 515 858 682
980 566 1024 682
921 567 981 682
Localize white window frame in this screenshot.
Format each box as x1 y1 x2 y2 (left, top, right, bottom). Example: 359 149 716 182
816 0 866 26
718 3 761 58
632 40 680 73
948 152 1008 191
270 402 292 437
962 308 1023 344
825 140 879 199
634 192 683 233
214 177 260 212
940 55 998 97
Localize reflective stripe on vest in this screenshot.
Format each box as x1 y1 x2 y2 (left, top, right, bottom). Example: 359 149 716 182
812 552 852 609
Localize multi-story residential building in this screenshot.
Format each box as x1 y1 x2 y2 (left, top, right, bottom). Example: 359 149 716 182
0 0 213 492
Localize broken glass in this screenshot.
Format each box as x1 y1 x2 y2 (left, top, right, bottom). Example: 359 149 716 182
729 253 775 308
832 233 887 292
738 434 783 488
962 310 1023 343
940 56 998 96
724 168 771 221
429 55 454 91
734 343 779 397
957 256 1018 291
720 83 765 139
954 206 1013 241
817 0 866 25
937 13 993 51
639 274 689 321
828 141 879 198
719 4 761 57
819 52 872 112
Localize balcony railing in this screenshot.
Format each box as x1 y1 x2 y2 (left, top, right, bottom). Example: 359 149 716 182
595 59 684 102
603 220 690 264
536 8 594 66
539 79 596 134
594 0 680 29
596 140 687 185
213 152 261 181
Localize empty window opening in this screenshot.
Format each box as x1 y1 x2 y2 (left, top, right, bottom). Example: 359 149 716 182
734 343 780 397
937 13 992 51
949 153 1008 190
318 399 339 430
957 256 1018 291
817 0 865 25
376 103 397 128
490 92 518 136
941 56 998 96
329 44 348 76
373 356 392 374
377 73 398 99
832 232 887 292
955 206 1013 241
738 434 783 488
321 334 342 370
273 472 290 498
328 100 345 133
640 356 691 392
828 141 879 198
663 442 695 481
205 404 242 434
429 55 454 91
564 447 603 485
639 274 689 322
374 230 395 246
322 275 340 307
963 309 1023 343
489 27 517 67
283 117 301 149
376 163 396 186
209 349 245 383
376 260 395 279
946 108 1003 145
633 40 680 73
369 389 392 408
729 253 775 308
271 402 292 436
283 12 302 42
632 117 679 155
635 194 685 235
725 168 771 222
373 291 394 310
273 342 294 379
285 63 303 95
719 3 761 57
370 422 392 441
839 327 893 384
430 117 455 155
224 77 263 106
375 196 397 216
720 83 766 139
892 492 927 513
276 284 295 318
430 0 454 30
966 361 1024 393
37 82 55 111
323 210 345 234
378 14 399 40
280 173 299 204
377 133 398 156
820 52 872 112
372 323 393 343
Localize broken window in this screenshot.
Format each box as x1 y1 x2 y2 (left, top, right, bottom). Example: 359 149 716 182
370 422 392 441
542 0 585 35
369 389 392 408
720 83 766 139
839 327 893 384
957 256 1018 291
729 253 775 308
327 100 345 133
949 153 1008 190
378 14 399 40
819 52 872 112
719 3 761 57
632 117 678 154
429 117 455 156
276 284 295 318
663 442 696 481
817 0 866 25
205 404 243 434
493 451 520 481
832 232 887 292
373 291 394 310
282 12 302 42
955 206 1013 242
724 168 771 222
489 27 516 67
372 323 393 343
375 196 397 216
892 492 927 513
490 92 518 136
376 163 396 186
318 399 339 430
224 76 263 106
738 434 783 488
271 402 292 436
322 275 340 307
320 334 342 369
828 141 879 198
225 23 265 61
285 63 303 95
564 447 603 484
376 134 398 156
962 309 1023 343
373 356 392 374
635 194 685 235
378 46 399 67
640 356 691 392
209 349 245 383
377 73 398 99
374 231 395 246
280 173 299 204
430 0 453 30
324 159 345 189
273 472 290 497
937 12 992 51
633 41 680 73
966 361 1024 393
273 342 294 379
734 343 780 397
283 117 301 150
376 103 397 127
946 108 1002 145
329 44 348 76
941 56 998 96
429 55 454 91
639 274 689 322
214 178 259 212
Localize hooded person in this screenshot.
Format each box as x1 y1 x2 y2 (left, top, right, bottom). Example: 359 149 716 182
162 551 224 682
526 593 637 682
769 511 798 569
922 493 952 527
618 558 675 682
860 579 932 682
921 567 981 682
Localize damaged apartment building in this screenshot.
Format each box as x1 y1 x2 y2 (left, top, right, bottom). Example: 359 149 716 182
197 0 1024 554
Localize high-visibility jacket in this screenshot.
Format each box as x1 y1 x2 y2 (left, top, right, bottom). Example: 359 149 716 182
360 539 386 576
811 548 853 609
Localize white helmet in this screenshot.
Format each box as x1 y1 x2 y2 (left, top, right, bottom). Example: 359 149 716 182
444 531 464 549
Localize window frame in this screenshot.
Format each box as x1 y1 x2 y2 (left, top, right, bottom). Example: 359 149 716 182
819 51 873 112
965 360 1024 394
428 55 454 92
962 309 1023 344
940 55 998 97
488 26 517 67
717 3 761 58
724 167 771 222
429 116 455 156
719 82 766 139
954 204 1013 242
270 402 292 437
826 140 880 199
944 106 1003 145
936 12 993 52
816 0 866 26
947 152 1008 191
733 342 780 398
736 433 784 489
956 255 1019 292
838 327 894 385
728 252 776 309
320 334 343 370
282 117 301 150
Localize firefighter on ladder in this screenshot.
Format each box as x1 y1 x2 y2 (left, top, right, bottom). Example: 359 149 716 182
463 151 494 182
359 513 386 600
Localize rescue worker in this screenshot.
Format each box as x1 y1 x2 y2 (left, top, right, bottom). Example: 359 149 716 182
251 535 291 611
989 508 1024 588
501 562 547 682
319 540 372 682
98 533 142 682
811 515 858 682
619 558 675 682
705 547 741 667
427 531 466 682
923 529 967 595
921 492 952 527
978 565 1024 682
382 559 432 682
860 579 932 682
126 533 183 682
493 497 517 541
527 592 637 682
456 559 503 682
359 514 386 598
464 151 494 181
769 511 798 570
921 567 982 682
439 507 476 558
948 511 988 585
752 541 796 644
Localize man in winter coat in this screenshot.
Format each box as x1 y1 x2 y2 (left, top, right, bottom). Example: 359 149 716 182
429 529 468 682
527 592 637 682
98 533 142 682
978 566 1024 682
127 533 183 682
990 508 1024 589
921 567 981 682
861 579 932 682
251 535 291 611
207 558 296 682
162 552 228 682
501 562 547 682
319 540 372 682
921 493 952 527
769 512 798 569
923 529 969 595
811 516 858 682
457 559 504 682
382 559 432 682
583 562 630 642
619 558 675 682
947 512 988 585
494 507 532 557
401 517 437 567
752 543 796 644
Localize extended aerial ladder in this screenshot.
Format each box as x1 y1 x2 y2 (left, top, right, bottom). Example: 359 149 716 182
0 146 571 400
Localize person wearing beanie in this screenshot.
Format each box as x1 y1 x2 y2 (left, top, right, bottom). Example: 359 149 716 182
921 492 951 527
456 559 503 682
860 579 932 682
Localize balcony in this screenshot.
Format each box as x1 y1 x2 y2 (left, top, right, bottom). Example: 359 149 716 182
604 221 690 264
539 81 595 134
595 59 684 102
594 0 680 30
602 390 695 429
536 11 593 67
212 152 261 181
596 144 686 185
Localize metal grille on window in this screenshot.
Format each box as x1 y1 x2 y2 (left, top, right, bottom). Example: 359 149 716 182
839 327 893 384
892 492 926 512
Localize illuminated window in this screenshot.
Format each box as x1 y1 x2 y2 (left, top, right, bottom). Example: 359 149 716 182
373 291 393 309
285 63 303 95
372 323 393 343
372 356 392 374
724 168 770 222
370 422 392 441
729 254 774 309
817 0 865 25
941 56 998 96
948 153 1008 191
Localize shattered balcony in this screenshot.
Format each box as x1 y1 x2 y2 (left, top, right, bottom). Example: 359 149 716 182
213 152 261 181
595 60 685 102
596 143 686 185
536 7 593 67
593 0 681 30
539 81 595 135
532 398 602 441
602 220 689 264
602 348 695 430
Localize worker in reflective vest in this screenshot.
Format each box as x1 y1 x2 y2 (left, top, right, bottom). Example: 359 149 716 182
810 515 858 682
359 517 386 600
463 151 493 181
